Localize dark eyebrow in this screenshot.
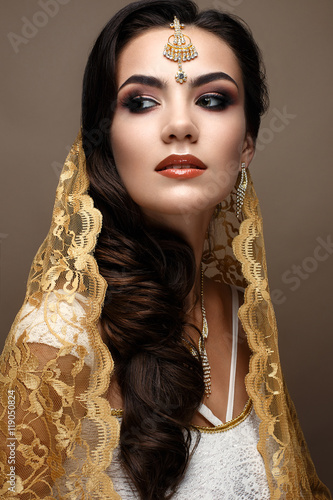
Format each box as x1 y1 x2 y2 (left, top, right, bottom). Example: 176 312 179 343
190 72 239 89
118 75 165 92
117 71 239 92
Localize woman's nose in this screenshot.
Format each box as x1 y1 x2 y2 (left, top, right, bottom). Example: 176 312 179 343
161 105 199 144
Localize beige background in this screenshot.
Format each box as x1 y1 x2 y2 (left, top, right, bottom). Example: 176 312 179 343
1 0 332 491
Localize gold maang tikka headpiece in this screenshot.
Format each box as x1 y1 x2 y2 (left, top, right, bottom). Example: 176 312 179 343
163 17 198 84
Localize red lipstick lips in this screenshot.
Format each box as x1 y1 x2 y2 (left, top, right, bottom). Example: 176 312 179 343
155 154 207 179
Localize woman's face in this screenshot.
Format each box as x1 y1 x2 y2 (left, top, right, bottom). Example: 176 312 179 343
110 26 254 218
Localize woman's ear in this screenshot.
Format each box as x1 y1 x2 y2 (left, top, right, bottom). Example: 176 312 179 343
241 132 255 167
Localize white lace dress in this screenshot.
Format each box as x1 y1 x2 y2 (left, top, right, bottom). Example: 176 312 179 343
108 405 269 499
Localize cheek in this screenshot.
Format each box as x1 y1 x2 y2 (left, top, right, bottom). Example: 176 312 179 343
110 119 152 171
110 121 151 204
203 117 246 197
110 122 132 166
222 115 246 151
204 114 246 165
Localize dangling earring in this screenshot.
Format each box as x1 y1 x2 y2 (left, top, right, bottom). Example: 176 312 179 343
236 162 248 218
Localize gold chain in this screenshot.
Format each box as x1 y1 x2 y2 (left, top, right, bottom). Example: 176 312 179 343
182 265 212 397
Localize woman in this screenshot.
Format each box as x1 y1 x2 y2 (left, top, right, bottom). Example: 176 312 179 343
0 0 331 498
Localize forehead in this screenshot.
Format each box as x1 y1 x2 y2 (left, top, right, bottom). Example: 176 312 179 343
116 26 243 90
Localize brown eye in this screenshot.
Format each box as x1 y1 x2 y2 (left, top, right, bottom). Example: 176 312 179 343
196 93 232 110
122 96 159 113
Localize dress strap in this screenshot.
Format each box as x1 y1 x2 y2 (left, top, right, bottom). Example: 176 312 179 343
225 286 239 422
197 402 223 427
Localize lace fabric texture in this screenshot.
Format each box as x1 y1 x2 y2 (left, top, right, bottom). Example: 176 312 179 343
104 409 270 500
0 133 331 499
0 133 120 499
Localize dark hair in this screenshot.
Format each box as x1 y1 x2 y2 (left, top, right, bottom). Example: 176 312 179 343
82 1 268 498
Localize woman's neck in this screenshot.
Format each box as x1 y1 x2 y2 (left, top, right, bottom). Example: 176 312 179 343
142 207 214 318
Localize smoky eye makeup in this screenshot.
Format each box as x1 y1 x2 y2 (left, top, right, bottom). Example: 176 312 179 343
119 89 160 113
195 91 235 111
117 79 239 114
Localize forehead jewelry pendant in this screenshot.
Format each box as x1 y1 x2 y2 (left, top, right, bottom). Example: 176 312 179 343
163 17 198 84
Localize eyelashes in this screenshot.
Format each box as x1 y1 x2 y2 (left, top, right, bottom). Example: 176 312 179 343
120 94 158 113
119 91 234 114
196 93 234 111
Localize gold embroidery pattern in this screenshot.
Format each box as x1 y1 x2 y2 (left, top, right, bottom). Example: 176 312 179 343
231 173 330 499
0 133 121 499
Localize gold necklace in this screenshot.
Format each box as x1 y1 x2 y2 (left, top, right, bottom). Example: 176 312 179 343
183 265 212 397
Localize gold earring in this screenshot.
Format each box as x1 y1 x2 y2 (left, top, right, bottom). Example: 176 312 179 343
236 162 248 218
163 17 198 84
